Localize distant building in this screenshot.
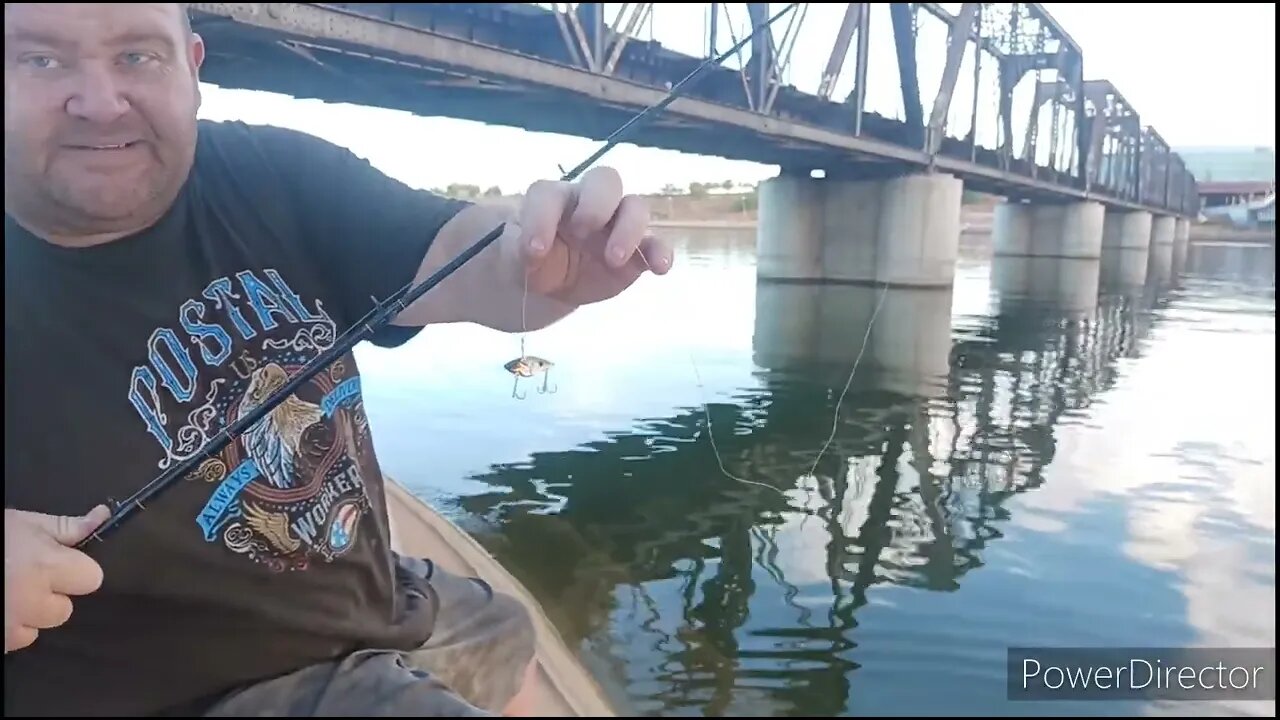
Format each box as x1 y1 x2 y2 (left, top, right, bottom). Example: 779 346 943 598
1176 146 1274 229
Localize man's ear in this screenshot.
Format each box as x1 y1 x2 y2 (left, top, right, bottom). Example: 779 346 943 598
190 32 205 111
191 32 206 71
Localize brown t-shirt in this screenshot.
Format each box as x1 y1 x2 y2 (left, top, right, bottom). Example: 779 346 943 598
4 120 471 716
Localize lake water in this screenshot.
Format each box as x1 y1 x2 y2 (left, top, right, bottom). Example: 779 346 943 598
354 230 1275 717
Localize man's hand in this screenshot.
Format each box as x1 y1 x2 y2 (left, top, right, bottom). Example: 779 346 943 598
4 505 110 653
393 166 673 333
507 166 673 308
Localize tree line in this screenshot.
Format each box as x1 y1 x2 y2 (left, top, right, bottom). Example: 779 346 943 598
431 180 761 200
432 181 987 207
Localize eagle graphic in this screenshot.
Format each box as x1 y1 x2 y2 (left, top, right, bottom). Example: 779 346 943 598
242 501 301 554
237 362 324 490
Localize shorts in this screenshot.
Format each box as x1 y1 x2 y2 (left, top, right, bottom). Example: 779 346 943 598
200 554 537 717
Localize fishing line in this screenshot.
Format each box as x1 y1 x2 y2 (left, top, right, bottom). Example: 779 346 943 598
635 246 791 497
534 240 893 503
805 281 890 480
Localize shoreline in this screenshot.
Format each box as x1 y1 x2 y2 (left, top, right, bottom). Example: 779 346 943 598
650 219 756 229
464 190 1272 245
649 216 1273 246
1189 225 1275 245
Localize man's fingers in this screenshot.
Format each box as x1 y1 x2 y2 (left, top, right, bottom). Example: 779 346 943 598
519 179 573 261
79 504 111 536
27 594 74 630
567 167 623 245
514 168 670 301
601 195 652 270
634 235 674 275
45 545 105 597
14 505 110 547
6 625 39 654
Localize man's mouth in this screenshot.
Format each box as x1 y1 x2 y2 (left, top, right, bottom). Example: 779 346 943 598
68 141 141 151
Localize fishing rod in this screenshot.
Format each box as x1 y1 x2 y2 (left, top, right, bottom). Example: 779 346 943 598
75 3 801 550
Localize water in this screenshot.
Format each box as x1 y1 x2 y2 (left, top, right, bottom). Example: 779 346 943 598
354 231 1275 717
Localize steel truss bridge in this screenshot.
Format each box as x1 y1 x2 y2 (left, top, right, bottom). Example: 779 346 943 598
188 2 1199 216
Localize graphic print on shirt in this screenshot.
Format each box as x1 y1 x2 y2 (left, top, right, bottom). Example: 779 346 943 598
125 268 373 573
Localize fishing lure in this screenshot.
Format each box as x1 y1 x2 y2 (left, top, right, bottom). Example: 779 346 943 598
504 354 556 399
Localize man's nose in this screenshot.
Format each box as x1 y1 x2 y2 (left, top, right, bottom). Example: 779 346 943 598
65 66 131 124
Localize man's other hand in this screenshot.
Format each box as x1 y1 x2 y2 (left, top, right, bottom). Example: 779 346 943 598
4 505 110 653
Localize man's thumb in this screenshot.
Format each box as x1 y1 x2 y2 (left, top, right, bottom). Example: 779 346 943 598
43 505 111 546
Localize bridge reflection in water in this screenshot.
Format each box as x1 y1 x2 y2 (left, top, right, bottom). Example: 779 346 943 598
362 233 1272 717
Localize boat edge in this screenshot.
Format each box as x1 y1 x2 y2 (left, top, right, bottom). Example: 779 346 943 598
383 476 617 718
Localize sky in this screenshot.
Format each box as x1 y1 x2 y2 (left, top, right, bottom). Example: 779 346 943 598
194 3 1276 195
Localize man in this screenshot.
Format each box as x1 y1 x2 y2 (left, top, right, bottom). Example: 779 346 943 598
4 3 670 716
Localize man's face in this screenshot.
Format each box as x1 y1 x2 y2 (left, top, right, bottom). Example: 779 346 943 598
4 3 205 233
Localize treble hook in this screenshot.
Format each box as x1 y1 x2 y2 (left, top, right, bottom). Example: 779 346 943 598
511 375 527 400
538 371 558 395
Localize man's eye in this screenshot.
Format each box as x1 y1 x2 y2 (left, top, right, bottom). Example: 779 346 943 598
20 55 61 70
121 52 156 66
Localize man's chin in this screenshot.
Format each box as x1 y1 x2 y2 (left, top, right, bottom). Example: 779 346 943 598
52 183 165 227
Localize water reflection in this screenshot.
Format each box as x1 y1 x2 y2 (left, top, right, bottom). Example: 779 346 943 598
752 283 953 399
355 229 1274 717
1100 247 1151 294
991 256 1101 316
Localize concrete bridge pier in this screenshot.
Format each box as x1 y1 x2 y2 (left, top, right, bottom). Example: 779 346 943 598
1174 218 1191 245
1099 210 1153 289
992 200 1106 259
1147 240 1176 288
1147 215 1188 284
1150 215 1177 247
1102 210 1153 252
1100 247 1150 292
1173 218 1191 274
756 171 963 288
